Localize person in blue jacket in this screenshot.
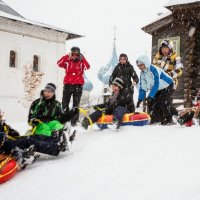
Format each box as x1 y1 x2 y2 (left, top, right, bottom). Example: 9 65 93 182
136 55 178 125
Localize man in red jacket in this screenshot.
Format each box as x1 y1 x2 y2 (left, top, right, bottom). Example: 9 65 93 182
57 47 90 126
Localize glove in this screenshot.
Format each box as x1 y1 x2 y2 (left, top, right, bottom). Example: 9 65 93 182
146 97 153 103
29 118 40 126
71 107 79 115
170 70 178 79
93 105 100 110
136 100 142 108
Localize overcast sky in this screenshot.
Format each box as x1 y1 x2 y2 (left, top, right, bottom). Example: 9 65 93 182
4 0 169 92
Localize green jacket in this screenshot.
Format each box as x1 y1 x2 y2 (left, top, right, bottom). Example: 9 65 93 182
28 94 63 136
28 95 62 123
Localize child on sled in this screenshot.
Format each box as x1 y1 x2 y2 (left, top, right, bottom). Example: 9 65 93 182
174 92 200 126
81 78 134 130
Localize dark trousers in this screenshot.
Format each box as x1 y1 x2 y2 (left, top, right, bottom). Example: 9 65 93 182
180 111 195 124
124 86 135 112
0 132 60 156
12 135 60 156
62 84 83 124
89 106 129 124
148 84 177 124
0 132 14 154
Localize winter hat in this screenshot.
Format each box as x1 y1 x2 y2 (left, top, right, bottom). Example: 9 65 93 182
71 46 80 54
44 83 56 93
159 39 174 54
112 78 124 89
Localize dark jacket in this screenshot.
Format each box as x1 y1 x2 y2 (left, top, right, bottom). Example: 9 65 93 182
109 62 139 88
28 94 62 123
0 121 19 138
97 88 134 113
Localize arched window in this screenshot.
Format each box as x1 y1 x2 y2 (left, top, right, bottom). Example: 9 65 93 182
9 50 17 68
33 55 39 72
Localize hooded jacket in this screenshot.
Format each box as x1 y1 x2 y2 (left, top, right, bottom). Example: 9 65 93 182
137 55 173 101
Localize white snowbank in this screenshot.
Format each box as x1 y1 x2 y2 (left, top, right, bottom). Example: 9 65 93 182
1 123 200 200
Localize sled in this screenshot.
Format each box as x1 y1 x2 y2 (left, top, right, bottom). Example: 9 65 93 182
96 112 151 129
0 154 18 184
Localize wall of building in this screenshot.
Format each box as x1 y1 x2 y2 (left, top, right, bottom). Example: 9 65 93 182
0 27 66 122
151 22 191 99
151 7 200 106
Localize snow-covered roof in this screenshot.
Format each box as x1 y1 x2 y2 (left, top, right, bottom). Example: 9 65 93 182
0 1 82 40
142 0 200 34
165 0 200 7
0 0 23 18
144 11 172 27
141 11 173 34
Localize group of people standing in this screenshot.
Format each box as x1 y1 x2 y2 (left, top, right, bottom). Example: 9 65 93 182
0 39 196 171
82 39 184 129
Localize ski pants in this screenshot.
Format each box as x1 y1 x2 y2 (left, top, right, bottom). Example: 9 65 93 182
11 135 61 156
62 84 83 124
180 111 195 124
148 84 178 124
0 132 60 156
124 86 135 112
89 106 129 124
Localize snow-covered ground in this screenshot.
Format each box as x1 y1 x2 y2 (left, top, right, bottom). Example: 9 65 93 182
1 123 200 200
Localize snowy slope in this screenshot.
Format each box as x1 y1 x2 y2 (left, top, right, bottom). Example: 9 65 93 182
1 124 200 200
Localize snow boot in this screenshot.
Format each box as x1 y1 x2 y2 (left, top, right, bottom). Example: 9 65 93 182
177 118 185 126
81 118 90 130
12 145 40 170
69 130 76 142
21 154 40 170
107 120 121 130
57 132 68 152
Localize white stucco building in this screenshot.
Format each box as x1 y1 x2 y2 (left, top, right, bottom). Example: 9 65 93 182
0 0 82 122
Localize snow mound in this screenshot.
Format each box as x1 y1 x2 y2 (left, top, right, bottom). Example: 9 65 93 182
1 124 200 200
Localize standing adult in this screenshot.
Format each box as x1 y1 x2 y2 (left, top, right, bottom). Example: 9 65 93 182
57 47 90 126
153 39 183 90
109 53 139 112
136 55 177 125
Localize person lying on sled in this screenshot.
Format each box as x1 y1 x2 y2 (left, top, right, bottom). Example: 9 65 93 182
0 132 39 169
0 112 76 158
175 92 200 126
81 78 134 130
